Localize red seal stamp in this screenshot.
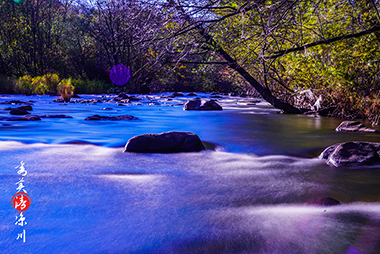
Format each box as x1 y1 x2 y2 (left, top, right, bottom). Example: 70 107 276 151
11 192 32 212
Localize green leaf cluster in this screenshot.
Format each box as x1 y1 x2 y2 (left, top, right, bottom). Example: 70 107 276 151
211 0 380 119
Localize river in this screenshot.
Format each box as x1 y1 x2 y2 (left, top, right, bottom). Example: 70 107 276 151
1 93 379 253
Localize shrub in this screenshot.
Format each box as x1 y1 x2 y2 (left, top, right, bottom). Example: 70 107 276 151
31 76 48 95
34 83 49 95
57 78 75 102
43 73 60 92
14 75 33 94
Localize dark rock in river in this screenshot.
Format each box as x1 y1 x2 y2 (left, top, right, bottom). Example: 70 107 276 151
0 100 32 105
3 105 33 111
17 105 33 111
84 114 138 121
335 121 378 133
172 92 185 97
115 92 129 100
113 92 140 102
24 115 41 121
186 93 197 96
184 99 223 110
37 115 73 118
319 141 380 167
309 197 341 206
53 97 65 103
78 99 102 104
1 115 41 121
9 108 31 115
128 97 140 102
124 131 205 153
3 105 34 112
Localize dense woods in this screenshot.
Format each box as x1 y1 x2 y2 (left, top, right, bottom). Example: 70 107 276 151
0 0 379 122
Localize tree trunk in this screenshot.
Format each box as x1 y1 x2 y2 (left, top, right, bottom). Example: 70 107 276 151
174 3 304 114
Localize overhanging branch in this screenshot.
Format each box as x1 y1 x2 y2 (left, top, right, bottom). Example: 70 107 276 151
172 0 304 114
267 25 380 59
165 61 229 64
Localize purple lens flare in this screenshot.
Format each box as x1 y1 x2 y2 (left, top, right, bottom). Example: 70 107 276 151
110 65 130 86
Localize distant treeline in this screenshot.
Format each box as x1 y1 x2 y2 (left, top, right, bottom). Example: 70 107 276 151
0 0 238 94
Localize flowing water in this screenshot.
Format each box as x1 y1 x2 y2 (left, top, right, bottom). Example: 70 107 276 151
0 93 379 253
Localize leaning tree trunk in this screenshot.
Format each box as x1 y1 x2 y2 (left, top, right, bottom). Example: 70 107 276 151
174 3 304 114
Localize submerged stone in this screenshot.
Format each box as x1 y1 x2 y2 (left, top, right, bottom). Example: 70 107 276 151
84 114 138 121
319 141 380 167
124 131 205 153
37 115 73 118
1 115 41 121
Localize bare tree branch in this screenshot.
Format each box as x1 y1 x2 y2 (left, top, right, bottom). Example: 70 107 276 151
165 61 229 64
267 25 380 59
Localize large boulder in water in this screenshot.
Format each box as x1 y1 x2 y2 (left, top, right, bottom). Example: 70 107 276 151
335 121 378 133
9 108 31 115
319 141 380 167
124 131 205 153
184 99 222 110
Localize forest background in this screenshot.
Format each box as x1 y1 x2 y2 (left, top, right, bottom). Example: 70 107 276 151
0 0 379 122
